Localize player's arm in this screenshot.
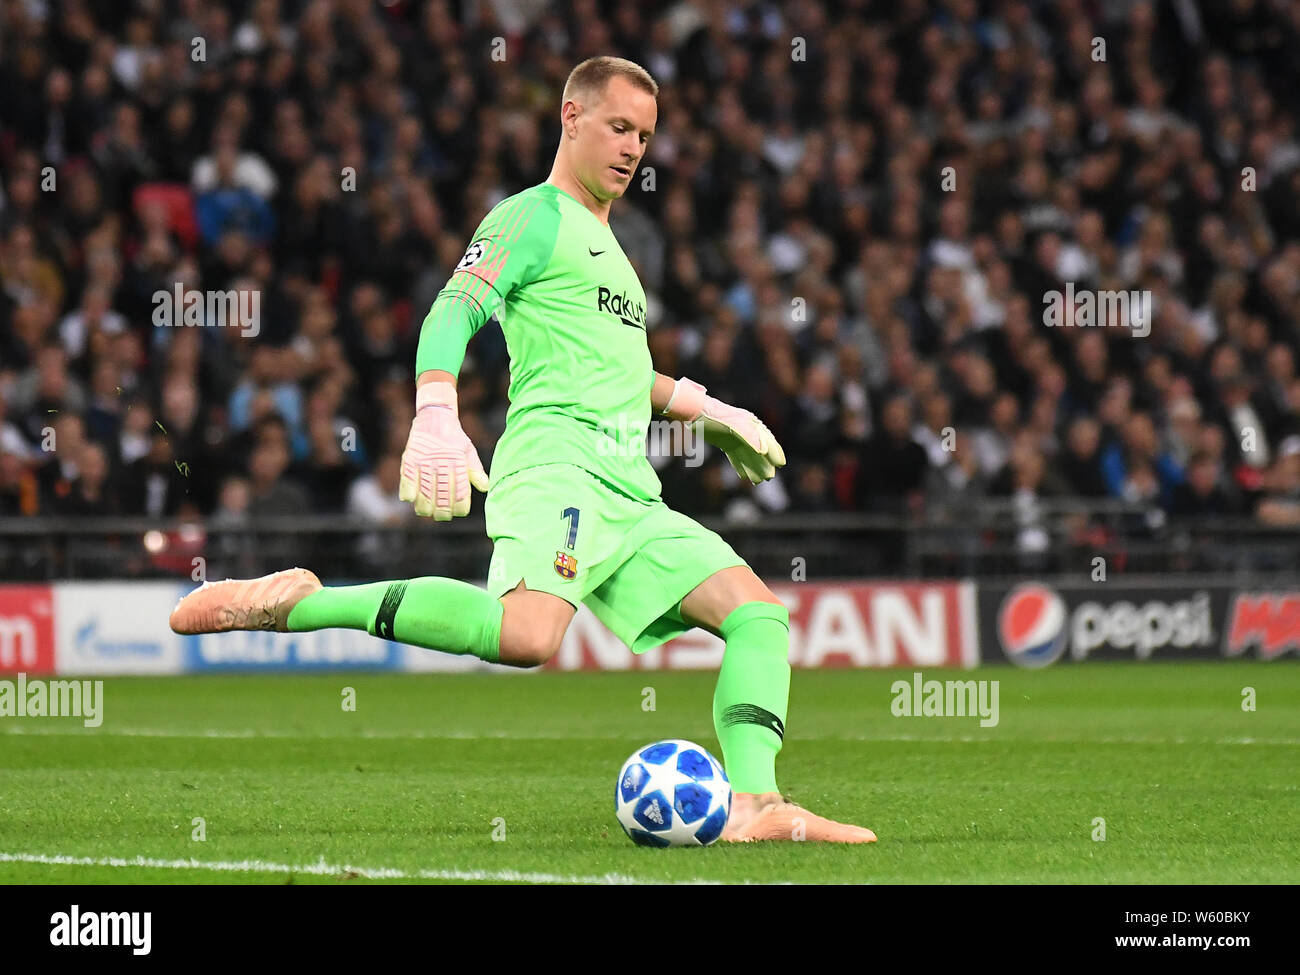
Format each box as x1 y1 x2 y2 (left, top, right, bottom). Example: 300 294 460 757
654 371 786 484
401 195 558 520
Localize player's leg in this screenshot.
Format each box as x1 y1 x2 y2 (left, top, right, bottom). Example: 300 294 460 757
169 567 511 663
591 502 877 844
169 570 575 668
678 565 876 843
679 565 787 792
287 575 575 667
497 583 575 666
170 465 600 667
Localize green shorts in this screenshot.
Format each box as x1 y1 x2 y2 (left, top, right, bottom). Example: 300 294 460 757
485 463 746 653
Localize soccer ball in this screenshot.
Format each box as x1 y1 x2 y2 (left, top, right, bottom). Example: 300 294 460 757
614 739 731 847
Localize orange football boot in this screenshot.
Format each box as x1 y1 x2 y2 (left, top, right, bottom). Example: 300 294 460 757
169 567 322 634
722 791 878 843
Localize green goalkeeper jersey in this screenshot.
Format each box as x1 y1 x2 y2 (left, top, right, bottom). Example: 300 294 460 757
416 182 658 502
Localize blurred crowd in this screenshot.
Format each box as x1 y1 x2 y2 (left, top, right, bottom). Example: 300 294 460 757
2 0 1300 543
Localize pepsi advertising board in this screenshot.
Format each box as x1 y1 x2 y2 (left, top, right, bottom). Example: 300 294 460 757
980 582 1300 666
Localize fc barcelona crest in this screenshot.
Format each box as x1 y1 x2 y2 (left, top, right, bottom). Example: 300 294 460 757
554 551 578 580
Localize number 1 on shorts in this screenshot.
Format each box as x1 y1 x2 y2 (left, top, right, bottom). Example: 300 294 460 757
561 506 580 550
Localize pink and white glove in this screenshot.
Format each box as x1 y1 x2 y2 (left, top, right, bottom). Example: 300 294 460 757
399 381 490 520
662 377 787 484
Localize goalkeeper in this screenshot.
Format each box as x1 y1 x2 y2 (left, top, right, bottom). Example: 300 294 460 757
171 56 875 844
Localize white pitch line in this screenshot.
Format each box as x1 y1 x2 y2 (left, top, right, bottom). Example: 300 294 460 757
0 851 725 885
837 733 1300 746
1 726 1297 746
0 726 621 740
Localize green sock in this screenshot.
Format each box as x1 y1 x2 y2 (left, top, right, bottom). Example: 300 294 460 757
712 601 790 795
286 577 502 663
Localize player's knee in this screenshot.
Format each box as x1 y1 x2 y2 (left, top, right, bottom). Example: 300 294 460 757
498 623 565 668
720 597 789 637
497 585 573 667
726 579 786 625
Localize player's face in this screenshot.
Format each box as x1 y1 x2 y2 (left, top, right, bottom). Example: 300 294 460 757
574 76 656 201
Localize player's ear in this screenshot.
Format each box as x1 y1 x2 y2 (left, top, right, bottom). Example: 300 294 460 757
562 99 581 138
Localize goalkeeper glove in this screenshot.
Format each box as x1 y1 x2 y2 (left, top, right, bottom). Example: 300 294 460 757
398 381 490 520
662 376 787 484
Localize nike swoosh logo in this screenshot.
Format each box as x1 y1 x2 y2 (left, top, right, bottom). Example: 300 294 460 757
588 248 606 257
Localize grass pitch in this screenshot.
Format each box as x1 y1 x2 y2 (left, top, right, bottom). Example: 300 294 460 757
1 662 1296 884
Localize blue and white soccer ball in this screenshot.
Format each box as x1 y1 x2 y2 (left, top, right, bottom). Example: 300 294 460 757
614 739 731 847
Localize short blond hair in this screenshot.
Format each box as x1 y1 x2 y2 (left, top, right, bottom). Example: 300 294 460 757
562 56 658 105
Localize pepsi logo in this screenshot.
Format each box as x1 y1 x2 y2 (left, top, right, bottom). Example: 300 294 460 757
998 583 1068 668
